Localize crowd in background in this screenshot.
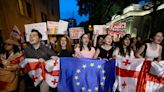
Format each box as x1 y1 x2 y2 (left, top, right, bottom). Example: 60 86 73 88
0 29 163 92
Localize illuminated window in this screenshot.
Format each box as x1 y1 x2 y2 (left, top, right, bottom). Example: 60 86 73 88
18 0 24 15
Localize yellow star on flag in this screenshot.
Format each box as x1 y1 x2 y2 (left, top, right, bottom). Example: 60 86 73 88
94 87 99 91
76 69 81 73
97 65 102 69
74 76 78 80
82 64 87 69
90 63 94 67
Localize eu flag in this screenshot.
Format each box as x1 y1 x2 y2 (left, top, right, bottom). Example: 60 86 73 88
58 58 116 92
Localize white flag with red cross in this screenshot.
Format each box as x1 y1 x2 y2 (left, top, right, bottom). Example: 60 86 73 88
19 58 60 88
10 25 24 43
114 56 164 92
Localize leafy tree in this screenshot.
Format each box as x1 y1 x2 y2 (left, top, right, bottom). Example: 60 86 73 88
77 0 147 24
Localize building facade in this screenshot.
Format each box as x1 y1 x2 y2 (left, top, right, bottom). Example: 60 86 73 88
106 3 164 39
0 0 60 41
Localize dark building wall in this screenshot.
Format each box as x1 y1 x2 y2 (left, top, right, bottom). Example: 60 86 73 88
0 0 60 41
115 8 164 40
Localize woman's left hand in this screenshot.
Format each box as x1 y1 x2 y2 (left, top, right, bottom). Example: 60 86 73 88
6 65 18 71
51 56 58 61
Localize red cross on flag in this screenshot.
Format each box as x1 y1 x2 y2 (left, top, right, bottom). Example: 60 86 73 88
114 56 164 92
19 58 60 88
10 25 24 43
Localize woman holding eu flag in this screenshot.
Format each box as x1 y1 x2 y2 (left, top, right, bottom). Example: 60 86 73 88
73 33 95 58
94 34 115 60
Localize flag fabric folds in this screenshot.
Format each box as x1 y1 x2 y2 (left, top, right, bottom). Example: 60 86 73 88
57 58 116 92
10 25 24 43
115 56 164 92
19 58 60 88
19 57 164 92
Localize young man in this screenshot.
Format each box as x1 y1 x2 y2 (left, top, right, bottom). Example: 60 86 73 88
24 29 57 92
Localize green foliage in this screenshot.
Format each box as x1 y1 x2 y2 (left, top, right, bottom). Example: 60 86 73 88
77 0 143 24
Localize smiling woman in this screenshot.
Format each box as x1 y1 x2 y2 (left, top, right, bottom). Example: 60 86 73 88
60 0 88 25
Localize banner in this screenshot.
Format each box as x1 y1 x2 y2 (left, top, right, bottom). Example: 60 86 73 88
69 27 84 39
109 22 126 36
115 56 164 92
93 25 107 35
24 22 48 41
47 21 59 35
58 20 68 34
19 57 164 92
19 58 60 88
58 58 116 92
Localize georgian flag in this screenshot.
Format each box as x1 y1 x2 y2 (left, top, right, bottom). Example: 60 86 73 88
10 25 24 43
19 58 60 88
114 56 164 92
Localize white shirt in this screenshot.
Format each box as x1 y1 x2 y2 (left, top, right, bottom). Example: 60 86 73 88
145 43 161 60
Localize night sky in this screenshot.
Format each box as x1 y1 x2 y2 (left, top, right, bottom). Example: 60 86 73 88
60 0 88 25
60 0 145 25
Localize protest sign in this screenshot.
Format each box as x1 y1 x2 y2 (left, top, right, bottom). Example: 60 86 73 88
25 22 48 41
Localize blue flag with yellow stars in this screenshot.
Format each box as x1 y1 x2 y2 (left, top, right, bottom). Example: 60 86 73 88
58 58 116 92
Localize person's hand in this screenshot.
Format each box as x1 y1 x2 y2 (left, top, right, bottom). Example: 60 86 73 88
38 58 45 62
102 58 108 61
51 56 58 61
6 65 18 71
97 57 102 60
1 60 10 67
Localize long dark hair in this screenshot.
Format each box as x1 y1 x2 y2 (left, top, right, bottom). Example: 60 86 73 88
2 44 20 58
80 34 92 51
119 34 131 57
96 35 104 48
149 31 163 42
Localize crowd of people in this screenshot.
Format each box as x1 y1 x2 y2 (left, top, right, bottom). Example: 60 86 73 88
0 29 163 92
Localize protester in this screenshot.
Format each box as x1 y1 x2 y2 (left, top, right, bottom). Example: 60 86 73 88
136 31 163 61
55 35 73 57
0 42 3 54
20 42 28 51
113 34 135 58
136 36 144 49
74 33 95 58
131 37 137 53
0 39 23 92
112 34 121 50
93 34 104 48
48 35 57 51
162 40 164 60
23 29 57 92
94 34 114 60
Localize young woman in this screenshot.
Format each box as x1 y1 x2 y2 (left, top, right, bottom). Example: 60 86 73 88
136 31 163 61
93 34 104 49
0 39 23 92
74 34 95 58
94 34 114 60
131 37 137 52
55 36 73 57
113 34 135 58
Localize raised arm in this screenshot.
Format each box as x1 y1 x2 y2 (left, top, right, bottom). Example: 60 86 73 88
135 45 146 58
157 46 162 61
94 48 100 59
